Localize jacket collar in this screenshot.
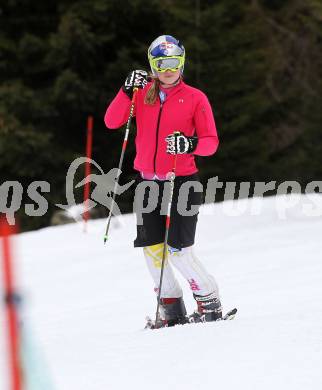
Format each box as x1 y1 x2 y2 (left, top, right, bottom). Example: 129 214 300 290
144 80 186 104
159 79 185 101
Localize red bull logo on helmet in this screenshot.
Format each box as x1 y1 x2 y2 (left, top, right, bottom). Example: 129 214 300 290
159 41 174 56
160 41 174 50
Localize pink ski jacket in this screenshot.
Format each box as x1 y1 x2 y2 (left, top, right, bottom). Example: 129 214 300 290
104 80 219 177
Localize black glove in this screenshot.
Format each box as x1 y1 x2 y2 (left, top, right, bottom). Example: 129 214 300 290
165 132 198 155
122 70 148 98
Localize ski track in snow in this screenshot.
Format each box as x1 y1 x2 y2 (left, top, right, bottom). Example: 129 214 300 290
1 195 322 389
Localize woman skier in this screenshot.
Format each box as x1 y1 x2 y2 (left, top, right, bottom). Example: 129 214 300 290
105 35 222 327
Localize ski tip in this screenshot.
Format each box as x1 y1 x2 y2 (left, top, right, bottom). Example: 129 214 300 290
222 307 238 321
226 308 237 317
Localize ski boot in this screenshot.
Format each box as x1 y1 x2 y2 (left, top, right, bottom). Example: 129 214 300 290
145 297 188 329
189 292 222 323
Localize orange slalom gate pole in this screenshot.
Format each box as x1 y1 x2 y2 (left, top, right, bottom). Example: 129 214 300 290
83 115 93 232
0 218 22 390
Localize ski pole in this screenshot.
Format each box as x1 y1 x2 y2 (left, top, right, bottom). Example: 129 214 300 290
103 87 138 244
154 132 180 328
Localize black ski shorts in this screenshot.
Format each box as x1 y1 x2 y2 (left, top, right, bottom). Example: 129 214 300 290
134 173 203 249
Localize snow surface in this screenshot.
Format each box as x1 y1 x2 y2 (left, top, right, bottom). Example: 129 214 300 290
1 194 322 390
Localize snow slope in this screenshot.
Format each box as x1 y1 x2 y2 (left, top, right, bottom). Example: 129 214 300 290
1 194 322 390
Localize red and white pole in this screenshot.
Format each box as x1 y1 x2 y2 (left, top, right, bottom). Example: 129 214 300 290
154 149 178 327
0 219 22 390
83 115 93 232
103 88 138 244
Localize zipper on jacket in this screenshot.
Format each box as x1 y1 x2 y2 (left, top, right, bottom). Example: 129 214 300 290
153 101 164 173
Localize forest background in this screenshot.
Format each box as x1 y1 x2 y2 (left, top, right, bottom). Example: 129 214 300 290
1 0 322 231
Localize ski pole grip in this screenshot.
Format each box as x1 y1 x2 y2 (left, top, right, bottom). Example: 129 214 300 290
131 87 139 104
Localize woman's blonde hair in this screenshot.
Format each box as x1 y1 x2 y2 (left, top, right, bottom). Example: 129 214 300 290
144 76 160 105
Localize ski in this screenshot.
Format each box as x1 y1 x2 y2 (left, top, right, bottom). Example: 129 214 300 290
145 307 237 330
222 307 238 321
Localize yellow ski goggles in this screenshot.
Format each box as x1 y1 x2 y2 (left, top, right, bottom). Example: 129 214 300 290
149 55 185 72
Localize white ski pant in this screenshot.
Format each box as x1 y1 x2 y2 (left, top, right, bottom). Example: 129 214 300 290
143 244 219 298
